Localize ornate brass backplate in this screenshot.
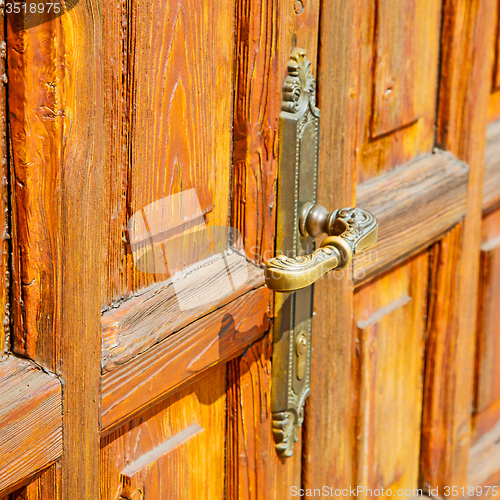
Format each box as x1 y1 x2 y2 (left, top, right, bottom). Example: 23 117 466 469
271 48 319 457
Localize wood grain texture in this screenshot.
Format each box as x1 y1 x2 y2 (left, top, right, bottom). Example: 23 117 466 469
101 254 264 372
370 0 419 137
226 333 301 500
302 0 360 493
354 253 428 500
100 365 226 500
483 121 500 213
355 151 469 285
101 286 270 433
468 420 500 494
493 3 500 92
473 397 500 444
0 9 9 357
0 357 62 496
489 1 500 123
475 209 500 415
232 0 320 264
101 0 234 304
421 225 463 493
11 464 61 500
7 0 105 496
356 0 441 182
423 0 497 490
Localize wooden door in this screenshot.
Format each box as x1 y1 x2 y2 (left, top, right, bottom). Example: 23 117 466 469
1 0 500 499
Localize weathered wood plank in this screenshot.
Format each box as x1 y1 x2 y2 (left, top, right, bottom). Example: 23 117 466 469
482 121 500 213
371 0 419 137
489 2 500 123
354 253 428 500
0 5 8 357
356 0 441 182
421 0 497 490
7 0 105 496
475 209 500 415
421 224 463 493
232 0 320 265
355 151 469 285
226 333 301 500
302 0 360 493
102 0 235 304
0 357 62 496
100 365 226 500
101 286 270 433
11 465 61 500
101 254 264 372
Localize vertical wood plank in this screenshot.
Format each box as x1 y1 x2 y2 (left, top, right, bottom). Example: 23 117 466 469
475 209 500 415
12 465 61 500
371 0 418 137
302 0 360 494
356 0 441 182
421 0 497 490
7 0 104 496
0 3 8 357
101 0 235 305
226 333 301 500
231 0 320 492
355 253 428 500
489 3 500 123
100 365 226 500
421 225 463 491
232 0 320 264
492 2 500 92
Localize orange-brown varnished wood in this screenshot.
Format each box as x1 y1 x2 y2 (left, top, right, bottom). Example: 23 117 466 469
493 1 500 92
370 0 419 137
356 0 441 182
489 91 500 125
226 333 300 500
102 0 235 304
354 253 428 500
101 255 264 372
483 121 500 212
474 397 500 443
11 465 61 500
423 0 497 490
232 0 320 264
0 9 8 357
355 151 469 285
421 225 463 492
0 357 62 496
489 0 500 123
302 0 360 493
476 208 500 413
7 0 105 496
101 286 270 433
100 365 226 500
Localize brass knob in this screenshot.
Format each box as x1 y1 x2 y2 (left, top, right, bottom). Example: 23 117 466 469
265 206 378 292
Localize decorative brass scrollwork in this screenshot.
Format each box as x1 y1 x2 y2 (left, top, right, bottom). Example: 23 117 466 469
268 48 378 458
265 207 378 292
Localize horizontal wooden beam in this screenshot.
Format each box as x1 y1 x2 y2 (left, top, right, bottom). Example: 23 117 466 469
483 121 500 213
0 356 62 496
355 151 469 285
100 286 270 433
102 253 264 372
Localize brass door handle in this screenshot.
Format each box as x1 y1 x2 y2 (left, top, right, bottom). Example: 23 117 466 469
265 205 378 292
